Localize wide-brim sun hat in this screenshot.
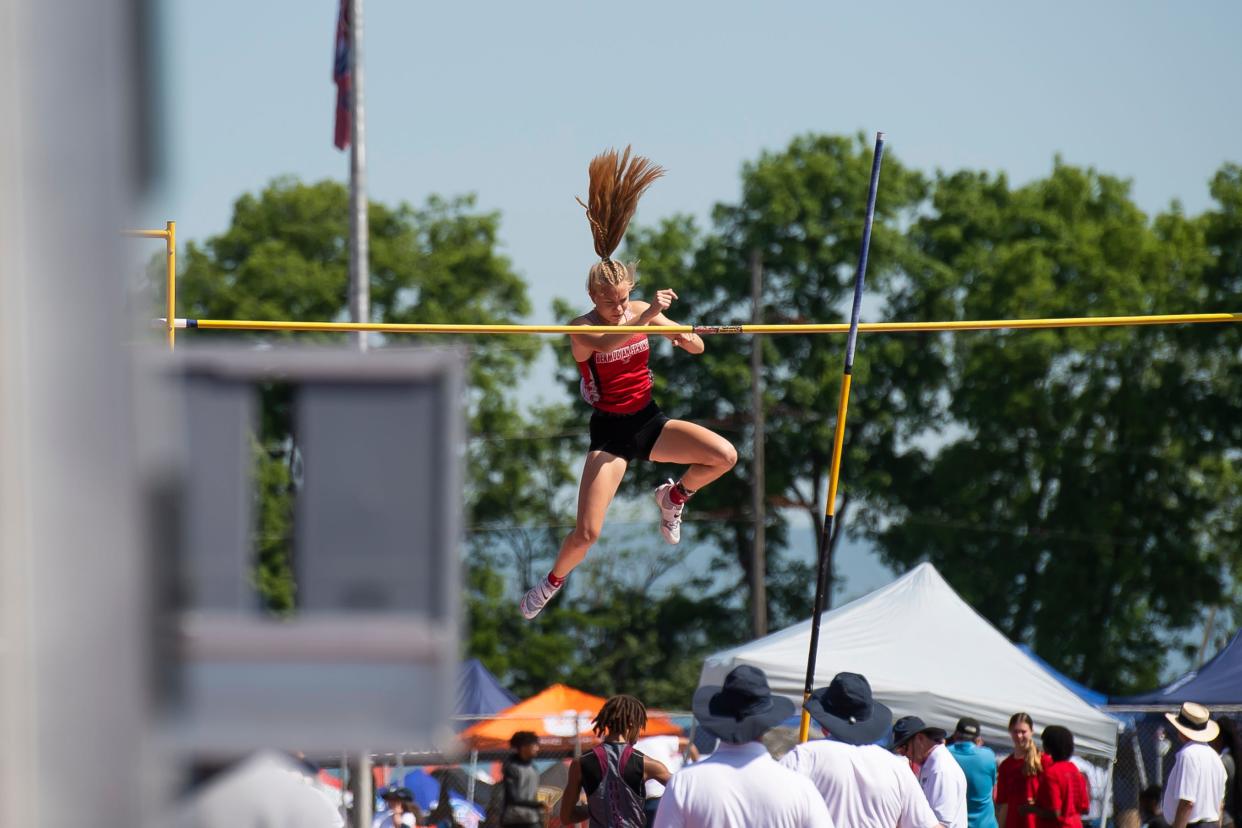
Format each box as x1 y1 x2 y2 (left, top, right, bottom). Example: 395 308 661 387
381 785 414 803
803 672 893 745
891 715 948 748
1165 702 1220 743
693 664 796 744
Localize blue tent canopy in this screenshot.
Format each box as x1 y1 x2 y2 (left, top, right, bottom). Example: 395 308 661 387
456 658 518 723
1110 628 1242 706
398 769 486 822
1017 644 1110 707
1017 644 1133 728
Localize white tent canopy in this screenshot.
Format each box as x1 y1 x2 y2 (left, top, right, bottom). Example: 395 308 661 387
699 562 1120 761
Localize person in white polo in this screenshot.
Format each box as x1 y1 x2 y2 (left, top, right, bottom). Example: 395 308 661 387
1163 702 1228 828
893 716 967 828
781 672 943 828
653 665 832 828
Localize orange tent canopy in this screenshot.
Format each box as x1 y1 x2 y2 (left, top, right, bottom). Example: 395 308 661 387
459 684 682 752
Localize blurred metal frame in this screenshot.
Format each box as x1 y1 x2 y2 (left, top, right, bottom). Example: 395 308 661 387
150 346 463 758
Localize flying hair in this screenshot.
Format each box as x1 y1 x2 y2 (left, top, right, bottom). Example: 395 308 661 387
576 146 665 293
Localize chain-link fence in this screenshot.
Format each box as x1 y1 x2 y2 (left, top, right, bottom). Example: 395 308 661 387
1093 712 1240 828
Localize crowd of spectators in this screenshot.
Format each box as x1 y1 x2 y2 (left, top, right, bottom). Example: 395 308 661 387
476 669 1239 828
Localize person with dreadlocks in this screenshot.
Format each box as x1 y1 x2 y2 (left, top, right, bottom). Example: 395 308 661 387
520 147 737 620
560 694 671 828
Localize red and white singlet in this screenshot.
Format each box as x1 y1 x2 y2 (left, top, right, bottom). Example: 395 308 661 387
577 309 653 414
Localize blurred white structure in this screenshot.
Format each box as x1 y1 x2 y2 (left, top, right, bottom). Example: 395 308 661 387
700 563 1122 761
0 5 462 826
0 0 157 825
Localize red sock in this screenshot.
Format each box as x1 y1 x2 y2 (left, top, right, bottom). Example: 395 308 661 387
669 482 694 505
547 571 565 588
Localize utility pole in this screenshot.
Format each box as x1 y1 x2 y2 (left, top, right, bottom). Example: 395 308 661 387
750 250 767 637
348 0 369 352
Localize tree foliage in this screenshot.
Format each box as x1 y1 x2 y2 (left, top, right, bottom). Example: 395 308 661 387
169 140 1242 705
857 161 1242 691
170 177 737 705
176 177 539 612
581 138 1240 694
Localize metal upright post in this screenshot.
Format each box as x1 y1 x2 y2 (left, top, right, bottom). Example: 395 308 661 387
348 0 369 352
166 220 176 350
349 752 372 828
750 250 767 638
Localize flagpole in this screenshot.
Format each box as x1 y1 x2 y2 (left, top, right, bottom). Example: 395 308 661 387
349 0 372 823
345 2 373 823
348 0 369 352
798 132 886 743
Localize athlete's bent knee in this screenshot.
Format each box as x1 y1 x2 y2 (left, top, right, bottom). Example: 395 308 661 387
717 441 738 469
574 524 602 547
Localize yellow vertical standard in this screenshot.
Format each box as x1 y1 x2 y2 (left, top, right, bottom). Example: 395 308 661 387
165 220 176 351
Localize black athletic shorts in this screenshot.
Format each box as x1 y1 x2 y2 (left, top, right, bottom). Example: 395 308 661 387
588 401 670 462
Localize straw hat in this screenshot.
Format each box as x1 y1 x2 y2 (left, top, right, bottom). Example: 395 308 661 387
1164 702 1220 743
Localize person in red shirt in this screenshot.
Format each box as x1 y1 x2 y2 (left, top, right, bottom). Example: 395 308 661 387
520 147 737 620
1025 726 1088 828
997 712 1051 828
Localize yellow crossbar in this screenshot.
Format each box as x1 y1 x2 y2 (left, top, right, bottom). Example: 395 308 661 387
172 312 1242 336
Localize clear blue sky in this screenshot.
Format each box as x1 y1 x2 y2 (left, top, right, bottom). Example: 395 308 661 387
145 0 1242 326
141 0 1241 642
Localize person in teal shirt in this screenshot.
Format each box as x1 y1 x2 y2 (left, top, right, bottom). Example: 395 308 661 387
948 717 1000 828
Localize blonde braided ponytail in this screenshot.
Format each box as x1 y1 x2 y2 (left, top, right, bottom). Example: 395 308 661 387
577 146 665 294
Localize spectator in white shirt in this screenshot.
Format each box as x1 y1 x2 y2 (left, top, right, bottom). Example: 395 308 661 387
1070 753 1109 828
893 716 968 828
654 665 833 828
635 734 700 826
781 672 942 828
1162 702 1228 828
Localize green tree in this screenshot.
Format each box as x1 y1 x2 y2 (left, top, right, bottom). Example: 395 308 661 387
175 177 537 611
1180 163 1242 659
550 136 1240 694
858 160 1242 692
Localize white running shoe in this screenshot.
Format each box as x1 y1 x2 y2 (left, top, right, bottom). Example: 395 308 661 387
654 479 684 545
520 576 563 620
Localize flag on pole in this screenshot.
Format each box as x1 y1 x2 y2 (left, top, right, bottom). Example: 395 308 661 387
333 0 351 150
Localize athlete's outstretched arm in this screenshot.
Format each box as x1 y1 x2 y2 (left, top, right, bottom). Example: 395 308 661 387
569 310 657 354
650 312 704 354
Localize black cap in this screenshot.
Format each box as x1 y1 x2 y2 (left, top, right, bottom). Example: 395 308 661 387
954 717 981 739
